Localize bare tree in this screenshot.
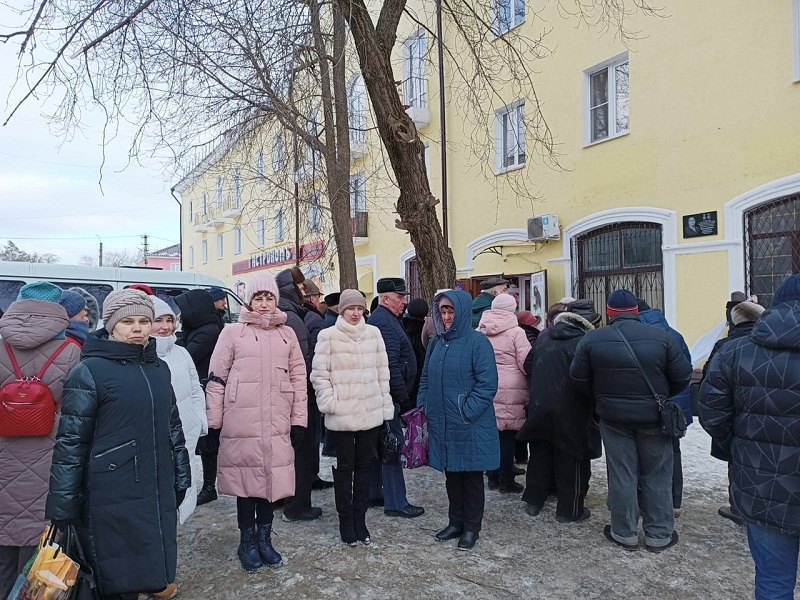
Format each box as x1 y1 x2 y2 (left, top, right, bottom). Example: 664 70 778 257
102 250 138 267
1 0 659 298
79 255 97 266
0 241 59 263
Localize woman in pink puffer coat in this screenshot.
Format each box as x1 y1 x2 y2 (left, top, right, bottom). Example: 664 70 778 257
477 293 531 493
205 275 307 573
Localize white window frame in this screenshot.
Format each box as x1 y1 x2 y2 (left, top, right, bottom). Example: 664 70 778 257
274 209 286 243
307 193 322 232
583 53 629 146
170 263 180 272
234 226 242 254
494 99 526 174
256 149 265 179
188 200 193 222
348 74 367 148
216 176 223 207
233 166 241 208
491 0 525 37
217 233 224 259
257 216 266 247
794 0 800 81
202 192 207 216
201 240 208 263
306 110 322 171
189 245 194 267
403 33 427 109
349 172 366 217
273 136 286 171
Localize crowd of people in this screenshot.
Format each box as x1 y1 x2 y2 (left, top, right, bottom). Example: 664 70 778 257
0 268 799 599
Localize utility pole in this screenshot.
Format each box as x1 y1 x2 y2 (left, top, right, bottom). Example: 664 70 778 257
142 234 149 265
98 237 103 267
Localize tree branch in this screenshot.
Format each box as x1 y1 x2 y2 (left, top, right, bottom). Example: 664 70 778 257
71 0 157 58
375 0 406 55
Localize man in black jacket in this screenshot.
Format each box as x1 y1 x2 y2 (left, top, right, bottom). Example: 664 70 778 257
571 289 691 552
699 275 800 599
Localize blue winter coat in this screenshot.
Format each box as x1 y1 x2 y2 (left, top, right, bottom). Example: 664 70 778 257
369 305 417 404
638 308 694 425
417 290 499 472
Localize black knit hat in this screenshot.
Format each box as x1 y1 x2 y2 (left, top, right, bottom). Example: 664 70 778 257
407 298 428 319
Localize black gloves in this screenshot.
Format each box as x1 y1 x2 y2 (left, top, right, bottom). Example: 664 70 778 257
51 519 77 531
196 428 221 455
176 489 186 507
291 425 306 448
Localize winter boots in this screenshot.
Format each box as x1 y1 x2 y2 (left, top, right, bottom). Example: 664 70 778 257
332 467 357 546
257 524 283 567
197 455 218 506
352 468 371 545
237 527 263 572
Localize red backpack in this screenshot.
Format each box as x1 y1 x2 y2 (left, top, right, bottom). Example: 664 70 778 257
0 339 76 437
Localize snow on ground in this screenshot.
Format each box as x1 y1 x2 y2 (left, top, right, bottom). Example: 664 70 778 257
174 426 761 599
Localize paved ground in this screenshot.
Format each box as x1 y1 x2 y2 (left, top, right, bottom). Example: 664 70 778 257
174 426 759 599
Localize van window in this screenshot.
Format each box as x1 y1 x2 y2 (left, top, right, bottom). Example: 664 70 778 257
222 291 242 324
52 283 114 313
0 280 24 312
148 287 190 315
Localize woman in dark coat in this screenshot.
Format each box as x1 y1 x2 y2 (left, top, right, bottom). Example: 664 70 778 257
47 290 191 600
518 300 602 522
402 298 428 412
417 290 499 551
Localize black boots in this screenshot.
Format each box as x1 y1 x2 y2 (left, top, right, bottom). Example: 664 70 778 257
237 527 263 572
256 524 283 566
352 468 371 545
197 455 218 506
332 467 357 546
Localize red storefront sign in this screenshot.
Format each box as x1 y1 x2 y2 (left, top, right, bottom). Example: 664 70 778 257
232 240 325 275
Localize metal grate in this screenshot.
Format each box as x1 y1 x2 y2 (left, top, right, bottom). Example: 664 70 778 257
406 258 422 300
572 222 664 323
745 193 800 307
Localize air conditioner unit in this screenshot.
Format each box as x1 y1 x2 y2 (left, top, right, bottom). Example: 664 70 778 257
527 214 560 242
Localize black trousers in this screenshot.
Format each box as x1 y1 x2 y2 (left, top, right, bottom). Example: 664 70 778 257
236 497 274 529
487 429 518 482
445 471 485 533
523 439 591 519
284 395 320 516
672 437 683 510
330 427 380 473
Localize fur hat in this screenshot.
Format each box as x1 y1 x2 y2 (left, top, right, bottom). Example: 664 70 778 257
149 295 176 321
70 287 100 330
491 293 517 312
304 280 321 296
406 298 428 319
103 289 155 333
568 299 601 325
772 274 800 307
58 290 87 318
517 310 541 328
324 292 340 307
731 301 764 325
247 275 280 306
339 289 365 312
17 281 62 303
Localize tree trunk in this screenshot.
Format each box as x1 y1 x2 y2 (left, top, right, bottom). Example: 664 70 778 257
337 0 456 301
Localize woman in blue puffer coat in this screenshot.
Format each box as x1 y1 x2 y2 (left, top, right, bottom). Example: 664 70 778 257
417 290 499 551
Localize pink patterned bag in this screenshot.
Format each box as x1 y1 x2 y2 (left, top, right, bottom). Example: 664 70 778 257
401 406 429 469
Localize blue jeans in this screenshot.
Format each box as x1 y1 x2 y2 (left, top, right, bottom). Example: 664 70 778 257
369 404 408 510
600 421 674 547
747 521 799 600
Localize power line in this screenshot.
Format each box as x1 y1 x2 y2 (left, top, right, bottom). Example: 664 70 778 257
0 234 145 241
0 205 172 220
0 150 128 170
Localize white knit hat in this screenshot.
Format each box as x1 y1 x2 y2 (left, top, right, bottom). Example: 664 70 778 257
149 295 176 321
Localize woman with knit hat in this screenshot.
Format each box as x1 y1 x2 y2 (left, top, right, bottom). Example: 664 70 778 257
46 289 191 600
311 289 393 546
0 282 81 598
477 293 532 493
205 274 308 572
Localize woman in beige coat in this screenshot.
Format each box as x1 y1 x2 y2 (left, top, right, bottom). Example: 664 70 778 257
206 275 307 572
311 289 393 546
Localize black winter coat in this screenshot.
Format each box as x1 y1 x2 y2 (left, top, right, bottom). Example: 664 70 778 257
304 303 325 355
402 316 426 412
699 301 800 535
519 323 540 346
369 305 417 405
175 289 222 380
324 309 338 328
275 279 310 368
46 332 191 596
570 314 692 426
518 314 601 460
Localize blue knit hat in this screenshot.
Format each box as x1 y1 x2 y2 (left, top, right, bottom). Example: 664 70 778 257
607 289 639 312
17 281 62 303
59 290 87 318
772 274 800 307
208 287 226 302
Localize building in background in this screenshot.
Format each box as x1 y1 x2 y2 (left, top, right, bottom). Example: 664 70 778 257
137 243 181 271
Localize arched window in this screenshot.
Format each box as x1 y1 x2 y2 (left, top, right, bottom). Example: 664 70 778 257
573 222 663 319
745 193 800 307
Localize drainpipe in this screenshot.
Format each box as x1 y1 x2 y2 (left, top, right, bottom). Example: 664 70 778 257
171 186 183 271
436 0 449 247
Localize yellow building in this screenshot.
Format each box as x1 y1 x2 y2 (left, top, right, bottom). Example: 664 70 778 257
175 1 800 350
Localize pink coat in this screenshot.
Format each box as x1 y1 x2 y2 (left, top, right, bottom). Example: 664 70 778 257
206 307 307 501
477 309 531 431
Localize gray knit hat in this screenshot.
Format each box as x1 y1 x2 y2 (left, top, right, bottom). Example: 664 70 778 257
339 289 365 312
103 289 155 333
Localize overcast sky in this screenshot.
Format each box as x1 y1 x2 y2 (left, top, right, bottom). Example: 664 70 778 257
0 11 181 266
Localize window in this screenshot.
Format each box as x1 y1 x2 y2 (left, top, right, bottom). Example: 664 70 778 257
256 150 265 179
350 173 366 217
257 216 266 247
307 193 322 232
188 201 193 222
189 245 194 267
170 263 180 272
275 209 286 242
234 226 242 254
201 240 208 263
495 100 526 172
216 176 224 207
217 233 224 259
306 110 322 171
273 136 286 171
0 280 24 312
348 74 366 148
52 283 114 313
202 192 207 215
491 0 525 36
585 55 629 144
233 167 241 208
403 33 427 109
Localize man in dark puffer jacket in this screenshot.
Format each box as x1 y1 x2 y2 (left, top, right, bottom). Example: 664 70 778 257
571 289 691 552
700 275 800 600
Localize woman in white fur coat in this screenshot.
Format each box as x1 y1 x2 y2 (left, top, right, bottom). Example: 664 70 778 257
150 296 208 524
311 289 393 547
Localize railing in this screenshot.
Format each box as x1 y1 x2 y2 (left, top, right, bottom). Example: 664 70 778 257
351 211 368 237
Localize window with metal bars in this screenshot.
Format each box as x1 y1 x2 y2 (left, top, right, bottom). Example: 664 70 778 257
745 193 800 307
572 222 663 322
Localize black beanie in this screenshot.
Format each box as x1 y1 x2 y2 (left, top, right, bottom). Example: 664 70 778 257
407 298 428 319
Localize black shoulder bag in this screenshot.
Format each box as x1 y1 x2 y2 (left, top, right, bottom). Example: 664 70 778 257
615 328 687 439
